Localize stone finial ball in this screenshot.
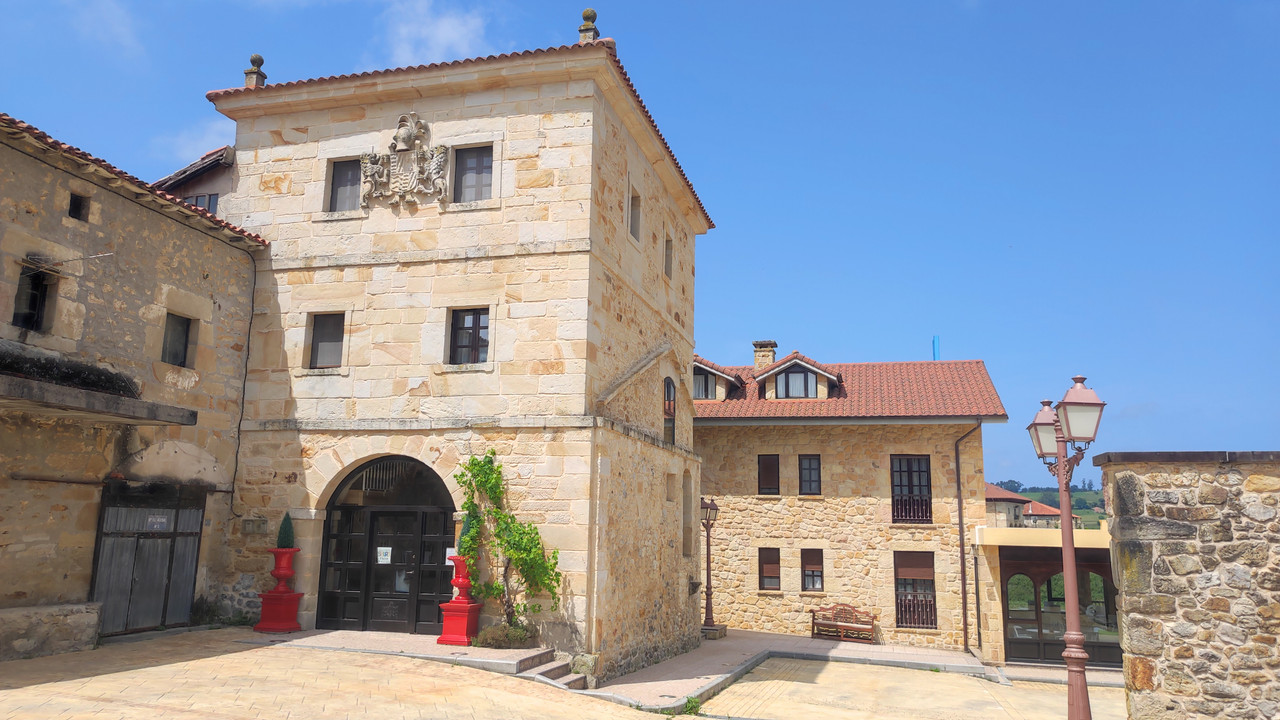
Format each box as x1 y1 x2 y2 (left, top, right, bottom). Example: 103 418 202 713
249 54 264 69
583 8 597 23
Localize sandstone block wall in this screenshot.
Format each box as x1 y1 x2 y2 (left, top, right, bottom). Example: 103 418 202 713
0 603 100 661
1099 453 1280 720
0 138 254 611
696 423 985 650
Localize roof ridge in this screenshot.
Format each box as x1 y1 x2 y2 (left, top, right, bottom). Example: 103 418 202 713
0 113 264 246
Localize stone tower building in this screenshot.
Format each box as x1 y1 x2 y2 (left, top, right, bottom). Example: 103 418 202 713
169 21 713 681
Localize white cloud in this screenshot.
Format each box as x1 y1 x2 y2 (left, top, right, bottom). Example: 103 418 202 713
65 0 144 59
151 118 236 169
375 0 490 67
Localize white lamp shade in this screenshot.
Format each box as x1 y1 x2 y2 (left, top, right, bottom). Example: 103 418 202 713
1026 400 1058 458
1057 376 1105 443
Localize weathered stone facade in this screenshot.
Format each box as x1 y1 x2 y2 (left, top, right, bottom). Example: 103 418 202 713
1097 452 1280 720
0 116 258 656
696 422 989 650
181 39 709 681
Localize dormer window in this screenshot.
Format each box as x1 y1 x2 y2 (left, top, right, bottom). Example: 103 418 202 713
692 368 712 399
777 368 817 398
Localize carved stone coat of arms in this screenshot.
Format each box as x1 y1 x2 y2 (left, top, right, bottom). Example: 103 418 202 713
360 112 448 207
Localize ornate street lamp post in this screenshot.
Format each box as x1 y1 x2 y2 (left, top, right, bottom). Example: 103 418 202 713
1027 376 1106 720
701 497 719 629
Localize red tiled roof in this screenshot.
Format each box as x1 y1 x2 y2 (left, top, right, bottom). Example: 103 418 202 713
692 355 744 385
154 145 232 191
0 114 265 247
1024 500 1080 520
206 40 712 230
984 483 1032 503
693 358 1006 420
755 351 842 381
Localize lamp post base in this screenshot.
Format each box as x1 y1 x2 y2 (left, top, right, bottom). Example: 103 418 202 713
701 624 727 640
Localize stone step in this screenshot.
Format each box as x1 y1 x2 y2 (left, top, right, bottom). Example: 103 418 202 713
559 673 587 690
513 648 556 674
522 660 571 680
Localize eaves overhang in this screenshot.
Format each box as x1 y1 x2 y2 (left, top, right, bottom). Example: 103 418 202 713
693 415 1009 427
0 375 196 426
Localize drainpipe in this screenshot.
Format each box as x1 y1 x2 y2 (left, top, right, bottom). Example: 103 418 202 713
954 420 981 654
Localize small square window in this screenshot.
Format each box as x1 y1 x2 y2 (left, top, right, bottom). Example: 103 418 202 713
802 549 824 592
161 313 194 367
68 193 89 221
449 308 489 364
309 313 345 369
453 146 493 203
329 160 361 212
12 263 54 332
758 548 780 591
628 189 641 239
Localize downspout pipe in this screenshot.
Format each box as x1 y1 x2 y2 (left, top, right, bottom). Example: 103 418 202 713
955 420 981 654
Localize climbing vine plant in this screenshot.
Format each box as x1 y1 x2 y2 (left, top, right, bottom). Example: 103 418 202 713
455 451 562 628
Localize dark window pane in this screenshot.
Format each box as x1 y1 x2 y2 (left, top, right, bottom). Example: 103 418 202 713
663 235 673 278
310 313 345 368
207 194 219 215
161 313 191 367
799 455 821 495
802 549 823 591
68 193 89 221
891 455 932 523
12 266 52 331
449 308 489 364
453 146 493 203
329 160 361 212
758 454 779 495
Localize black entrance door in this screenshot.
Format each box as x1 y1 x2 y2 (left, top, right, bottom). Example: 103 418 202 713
317 456 457 635
92 482 206 636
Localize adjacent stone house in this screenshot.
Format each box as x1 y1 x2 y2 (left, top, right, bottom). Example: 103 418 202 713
1096 451 1280 720
0 113 261 660
157 21 712 681
693 341 1006 651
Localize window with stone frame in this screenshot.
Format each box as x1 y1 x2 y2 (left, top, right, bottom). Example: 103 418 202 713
758 548 780 591
308 313 345 369
801 549 824 592
11 261 55 332
692 368 713 400
329 159 361 212
891 455 932 523
629 187 641 240
449 308 489 364
757 454 779 495
663 234 673 278
777 367 817 398
799 455 822 496
663 377 676 444
453 146 493 203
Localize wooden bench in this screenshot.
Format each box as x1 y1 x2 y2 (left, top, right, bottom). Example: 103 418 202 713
810 603 877 644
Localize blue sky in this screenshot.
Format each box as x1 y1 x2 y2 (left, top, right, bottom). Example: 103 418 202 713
3 1 1277 487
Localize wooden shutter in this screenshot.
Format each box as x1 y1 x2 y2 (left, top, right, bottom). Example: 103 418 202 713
758 547 780 589
894 551 934 580
758 454 779 495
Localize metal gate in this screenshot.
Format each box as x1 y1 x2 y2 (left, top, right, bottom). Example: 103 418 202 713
91 482 207 636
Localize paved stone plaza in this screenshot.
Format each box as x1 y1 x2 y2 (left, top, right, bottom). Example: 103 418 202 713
0 628 1127 720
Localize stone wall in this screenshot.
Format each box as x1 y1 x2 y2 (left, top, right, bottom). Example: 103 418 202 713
1098 452 1280 720
0 603 100 661
696 423 985 650
0 136 255 614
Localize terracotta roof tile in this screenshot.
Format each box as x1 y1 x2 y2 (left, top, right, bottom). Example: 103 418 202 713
206 40 712 230
755 350 842 381
154 145 232 191
0 114 264 247
692 355 744 385
1024 500 1080 520
693 358 1006 421
984 483 1032 503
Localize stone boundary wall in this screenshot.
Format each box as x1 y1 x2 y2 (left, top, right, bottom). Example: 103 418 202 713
1097 452 1280 720
0 603 100 661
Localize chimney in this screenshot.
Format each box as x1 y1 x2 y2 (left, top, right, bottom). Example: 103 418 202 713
244 54 267 89
753 340 777 369
578 8 599 43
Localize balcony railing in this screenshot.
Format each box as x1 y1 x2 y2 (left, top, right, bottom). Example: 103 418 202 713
895 591 937 629
892 494 932 523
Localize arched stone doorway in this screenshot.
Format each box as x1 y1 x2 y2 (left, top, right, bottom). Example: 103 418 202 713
317 456 456 634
